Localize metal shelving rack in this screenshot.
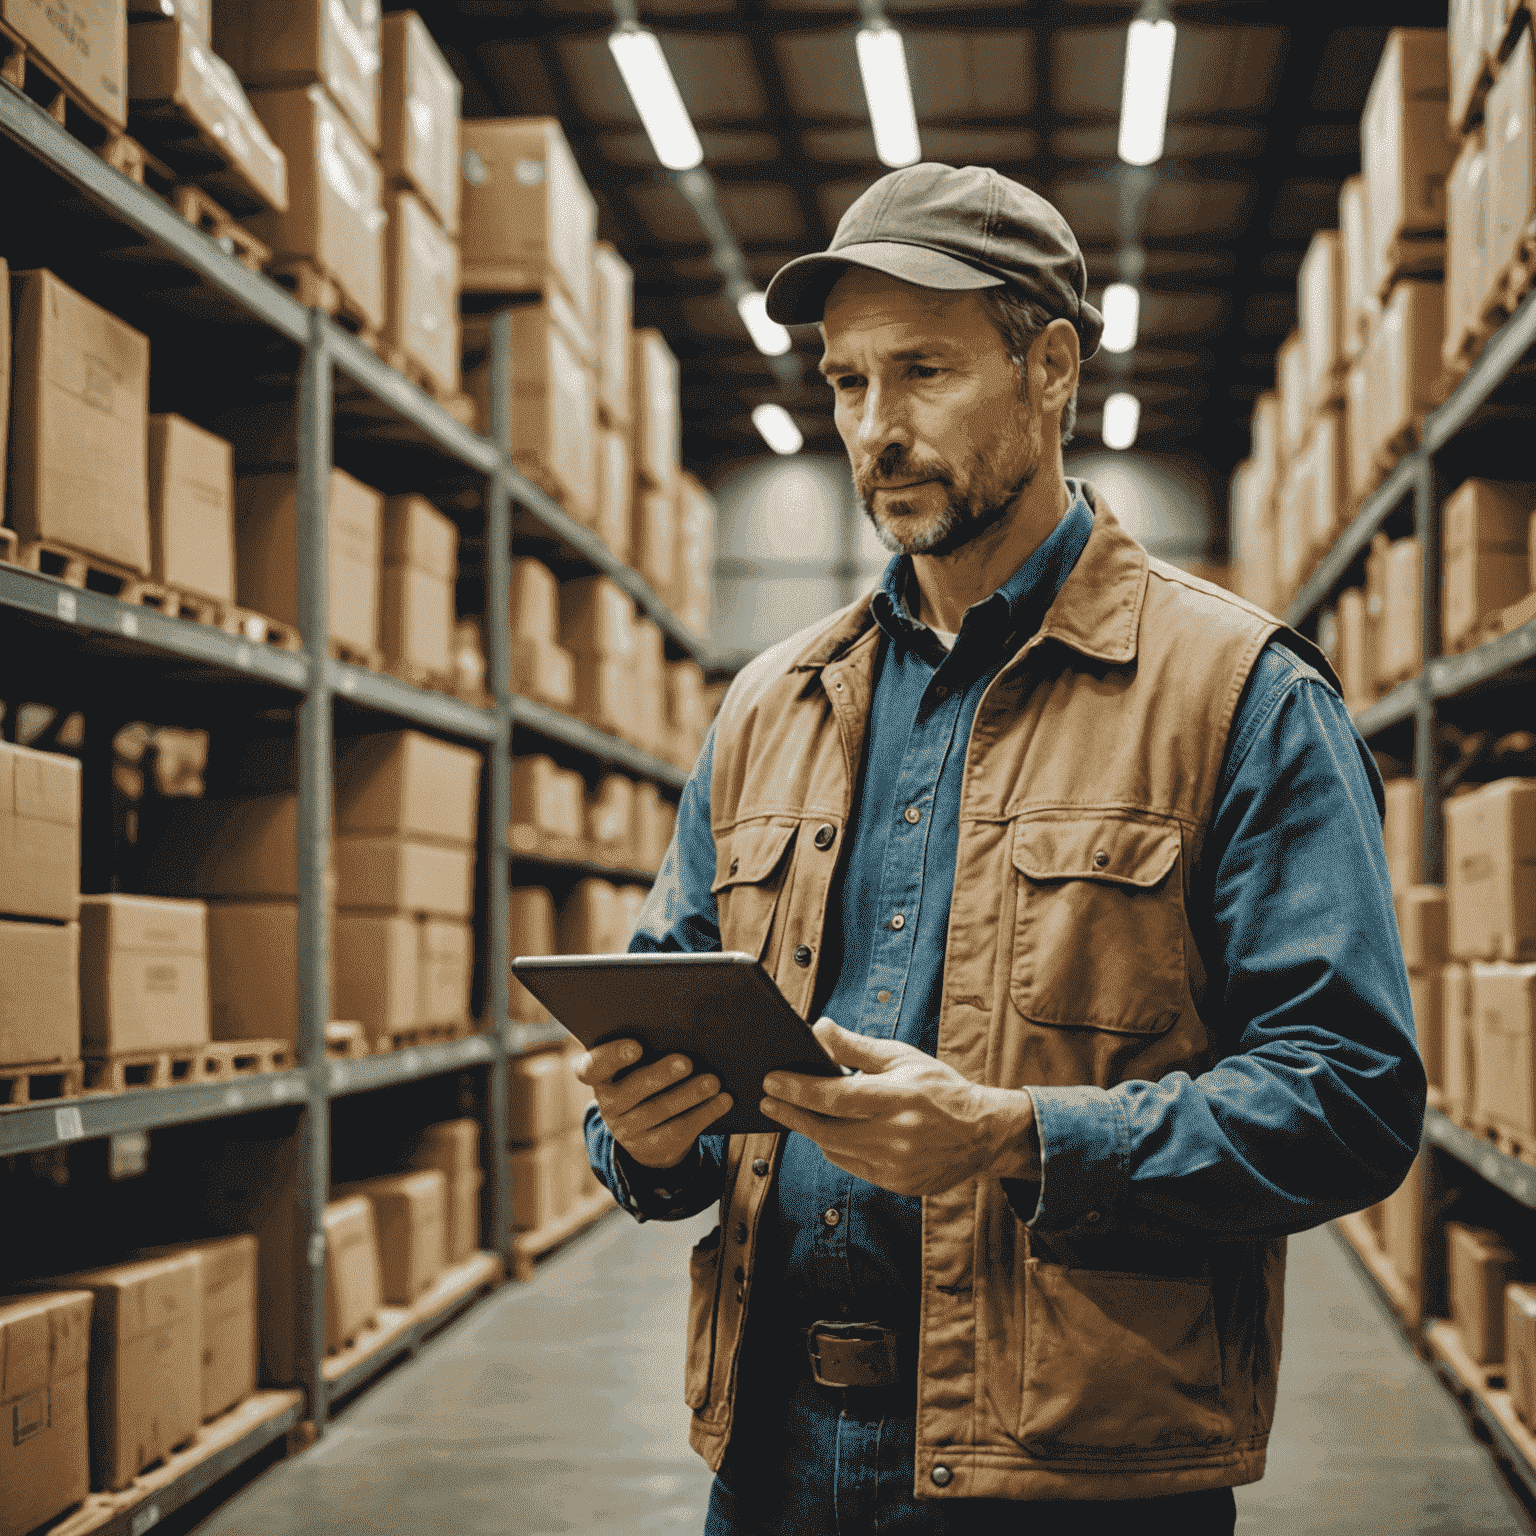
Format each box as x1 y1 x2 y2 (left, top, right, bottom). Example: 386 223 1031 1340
0 65 701 1506
1284 277 1536 1501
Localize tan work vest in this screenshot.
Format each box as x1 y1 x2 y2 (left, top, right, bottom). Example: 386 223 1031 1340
686 491 1337 1501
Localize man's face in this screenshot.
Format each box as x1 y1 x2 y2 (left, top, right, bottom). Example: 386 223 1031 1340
819 268 1045 559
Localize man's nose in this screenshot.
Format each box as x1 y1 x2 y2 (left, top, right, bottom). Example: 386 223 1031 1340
854 383 912 461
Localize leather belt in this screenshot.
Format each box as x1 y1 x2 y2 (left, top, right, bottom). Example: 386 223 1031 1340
803 1320 903 1388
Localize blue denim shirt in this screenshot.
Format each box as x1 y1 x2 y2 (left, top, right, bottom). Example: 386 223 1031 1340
584 485 1423 1336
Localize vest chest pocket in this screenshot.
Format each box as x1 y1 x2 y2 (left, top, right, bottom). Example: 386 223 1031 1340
712 819 798 962
1010 815 1185 1035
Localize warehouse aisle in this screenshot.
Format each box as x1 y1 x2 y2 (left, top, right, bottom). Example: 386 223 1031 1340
192 1217 1530 1536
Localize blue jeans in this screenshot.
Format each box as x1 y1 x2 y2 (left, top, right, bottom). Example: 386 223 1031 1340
703 1375 1238 1536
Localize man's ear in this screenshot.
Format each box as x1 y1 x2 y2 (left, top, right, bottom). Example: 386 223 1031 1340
1035 317 1081 415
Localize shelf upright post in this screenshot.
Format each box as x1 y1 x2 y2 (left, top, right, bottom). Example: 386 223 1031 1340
485 306 516 1258
293 309 336 1433
1414 452 1444 885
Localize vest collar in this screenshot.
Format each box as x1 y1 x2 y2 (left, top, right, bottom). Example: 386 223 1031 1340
789 479 1147 675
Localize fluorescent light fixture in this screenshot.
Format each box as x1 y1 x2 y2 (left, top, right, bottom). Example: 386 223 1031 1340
1102 392 1141 450
856 25 921 169
1101 283 1140 354
608 27 703 171
1117 18 1176 167
737 291 792 356
753 404 803 455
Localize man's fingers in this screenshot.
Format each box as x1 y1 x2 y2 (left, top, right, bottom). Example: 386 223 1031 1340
576 1038 642 1087
761 1070 880 1116
623 1092 734 1169
603 1054 695 1117
812 1018 911 1071
617 1070 720 1133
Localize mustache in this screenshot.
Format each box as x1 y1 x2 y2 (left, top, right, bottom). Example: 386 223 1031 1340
856 446 952 496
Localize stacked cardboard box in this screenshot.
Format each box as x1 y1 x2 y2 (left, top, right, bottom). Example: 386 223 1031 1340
1382 777 1424 893
1397 885 1447 1088
405 1119 483 1263
0 741 82 1081
147 415 237 605
635 782 678 872
323 1194 384 1352
673 472 717 643
333 1171 448 1305
665 659 711 774
562 575 640 746
1229 394 1282 616
508 1045 602 1233
4 1 128 131
381 495 458 682
593 242 636 559
509 885 557 1024
559 877 632 957
510 558 577 710
511 755 586 848
1449 1221 1518 1365
1440 479 1535 653
1509 1282 1536 1427
1380 1152 1423 1303
334 731 481 1048
1332 532 1422 711
632 329 681 601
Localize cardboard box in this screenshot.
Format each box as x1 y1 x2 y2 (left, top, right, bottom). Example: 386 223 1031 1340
0 1290 92 1536
509 885 556 1023
384 189 459 397
334 1171 446 1305
633 486 677 604
1275 462 1308 605
1383 777 1423 893
2 0 127 129
587 773 635 859
558 877 624 956
596 426 632 558
1362 29 1454 300
1301 408 1348 559
1445 778 1536 960
1335 587 1370 711
336 731 481 848
130 0 210 45
634 781 674 871
460 118 596 323
40 1254 200 1492
1449 0 1501 131
566 1124 604 1205
1444 962 1475 1113
617 885 648 950
1381 1152 1422 1293
236 468 382 653
1343 359 1377 508
1364 531 1391 693
1339 174 1380 358
146 414 235 603
207 900 304 1041
245 85 384 330
0 918 78 1070
1 255 8 523
419 919 471 1026
511 557 560 643
1472 961 1536 1131
560 574 635 658
382 493 456 581
468 296 596 524
574 653 638 744
213 0 379 148
1507 1283 1536 1426
1380 536 1422 686
1442 478 1533 651
444 1169 483 1263
674 474 715 639
1449 1222 1517 1364
1397 885 1448 969
632 328 680 492
1299 231 1345 415
131 1235 256 1421
379 11 460 233
509 1046 584 1146
79 894 209 1055
1277 331 1308 466
1444 128 1491 373
335 836 475 919
324 1195 382 1351
406 1118 481 1176
127 19 288 213
381 495 456 677
1490 28 1536 301
593 242 633 427
509 1136 567 1232
1376 281 1444 459
7 270 150 572
144 793 304 899
511 636 576 709
1408 967 1444 1089
512 755 585 840
0 740 79 924
334 913 418 1037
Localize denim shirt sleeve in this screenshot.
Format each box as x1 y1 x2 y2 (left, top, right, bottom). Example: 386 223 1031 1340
1014 641 1427 1241
583 722 731 1222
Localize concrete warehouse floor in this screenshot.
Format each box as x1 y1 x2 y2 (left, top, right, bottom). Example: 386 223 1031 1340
190 1212 1535 1536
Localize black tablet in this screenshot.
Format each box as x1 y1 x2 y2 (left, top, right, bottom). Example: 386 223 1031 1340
510 951 843 1135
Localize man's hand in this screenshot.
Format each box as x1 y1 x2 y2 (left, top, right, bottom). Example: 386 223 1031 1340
574 1039 733 1170
761 1019 1040 1196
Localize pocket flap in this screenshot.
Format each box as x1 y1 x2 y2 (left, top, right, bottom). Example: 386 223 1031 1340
712 820 798 893
1013 817 1180 888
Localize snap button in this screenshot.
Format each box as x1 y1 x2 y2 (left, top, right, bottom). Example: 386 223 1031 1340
823 1208 841 1227
793 944 813 967
904 806 920 824
729 857 739 876
931 1465 952 1487
733 1264 745 1282
890 913 905 930
834 680 844 691
735 1221 747 1243
1084 1210 1102 1224
814 823 836 850
877 989 891 1003
752 1158 769 1176
1092 850 1109 868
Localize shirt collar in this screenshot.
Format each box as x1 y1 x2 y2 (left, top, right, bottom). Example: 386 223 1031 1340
870 480 1095 655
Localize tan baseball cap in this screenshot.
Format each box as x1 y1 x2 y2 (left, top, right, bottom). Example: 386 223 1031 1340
765 163 1103 359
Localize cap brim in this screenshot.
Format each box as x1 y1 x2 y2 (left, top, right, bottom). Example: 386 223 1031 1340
764 242 1004 325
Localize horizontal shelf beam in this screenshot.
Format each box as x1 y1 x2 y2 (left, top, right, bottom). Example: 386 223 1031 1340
327 660 499 740
1351 677 1419 738
0 1070 309 1157
1425 282 1536 455
507 1018 572 1056
509 697 690 787
1424 1108 1536 1209
1429 617 1536 702
325 1034 494 1098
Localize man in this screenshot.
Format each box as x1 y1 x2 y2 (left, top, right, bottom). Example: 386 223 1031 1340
578 164 1424 1534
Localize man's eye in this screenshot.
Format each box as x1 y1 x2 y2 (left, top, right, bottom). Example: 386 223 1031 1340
833 376 863 392
909 365 940 379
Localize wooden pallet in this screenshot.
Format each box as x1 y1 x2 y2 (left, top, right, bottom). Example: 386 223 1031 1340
1455 590 1536 654
84 1048 203 1093
268 258 378 340
0 1057 84 1107
196 1039 292 1080
1428 1317 1505 1395
329 637 384 670
8 539 180 610
1376 232 1445 300
0 25 145 185
373 344 476 427
1471 1115 1536 1170
375 1019 474 1053
326 1021 370 1059
507 822 658 878
511 1187 617 1282
169 590 302 651
383 658 458 696
171 184 270 273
